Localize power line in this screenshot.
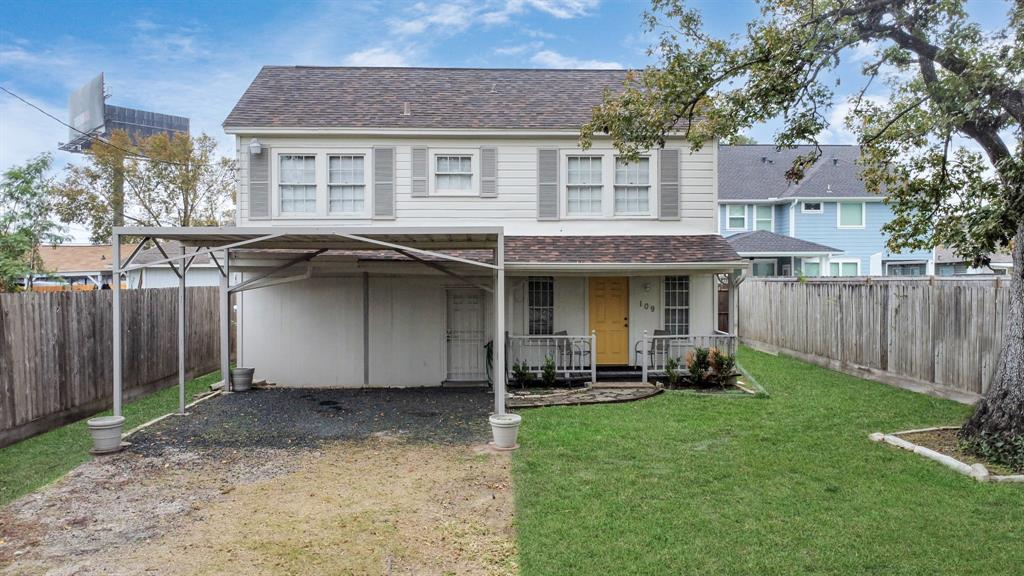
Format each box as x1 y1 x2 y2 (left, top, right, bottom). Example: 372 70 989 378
0 84 201 168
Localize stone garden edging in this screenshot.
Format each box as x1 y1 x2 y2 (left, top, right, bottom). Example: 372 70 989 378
869 427 1024 483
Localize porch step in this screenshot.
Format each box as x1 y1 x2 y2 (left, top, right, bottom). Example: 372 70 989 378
595 367 644 382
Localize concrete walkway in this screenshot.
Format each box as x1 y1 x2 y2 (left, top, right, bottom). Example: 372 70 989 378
507 385 661 408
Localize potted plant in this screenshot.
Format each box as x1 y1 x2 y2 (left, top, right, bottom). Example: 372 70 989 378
489 412 522 450
87 415 125 454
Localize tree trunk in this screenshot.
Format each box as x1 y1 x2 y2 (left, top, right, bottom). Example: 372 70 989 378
960 223 1024 441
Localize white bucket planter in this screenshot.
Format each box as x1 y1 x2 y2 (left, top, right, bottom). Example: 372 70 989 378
87 415 125 454
489 413 522 450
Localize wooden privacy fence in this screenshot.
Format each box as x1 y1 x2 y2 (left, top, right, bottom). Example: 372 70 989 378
737 277 1010 401
0 287 220 447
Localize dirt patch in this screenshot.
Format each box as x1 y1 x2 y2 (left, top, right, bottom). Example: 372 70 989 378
899 428 1017 476
0 441 515 576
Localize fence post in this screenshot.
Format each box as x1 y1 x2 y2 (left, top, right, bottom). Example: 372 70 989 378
641 330 648 385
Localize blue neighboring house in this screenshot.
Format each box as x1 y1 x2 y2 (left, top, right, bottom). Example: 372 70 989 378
717 144 934 277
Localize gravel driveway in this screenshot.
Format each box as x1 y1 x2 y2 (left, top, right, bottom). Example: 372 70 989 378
1 387 515 576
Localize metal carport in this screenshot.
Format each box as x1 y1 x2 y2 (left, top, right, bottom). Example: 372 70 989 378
109 226 507 425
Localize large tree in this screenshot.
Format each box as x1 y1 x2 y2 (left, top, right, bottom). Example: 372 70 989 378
583 0 1023 466
0 153 67 291
55 131 236 243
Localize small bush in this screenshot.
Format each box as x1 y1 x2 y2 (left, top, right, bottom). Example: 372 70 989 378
665 356 683 388
960 431 1024 473
711 350 737 388
541 355 557 386
686 347 714 388
511 362 534 388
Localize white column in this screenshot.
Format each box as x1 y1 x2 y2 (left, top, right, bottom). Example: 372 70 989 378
729 271 739 336
178 245 187 414
112 236 123 417
494 234 506 415
219 249 231 391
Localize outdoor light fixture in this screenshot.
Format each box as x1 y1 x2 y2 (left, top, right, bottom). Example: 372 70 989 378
643 282 652 292
248 137 262 155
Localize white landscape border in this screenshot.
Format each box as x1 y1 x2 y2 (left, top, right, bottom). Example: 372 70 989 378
869 426 1024 483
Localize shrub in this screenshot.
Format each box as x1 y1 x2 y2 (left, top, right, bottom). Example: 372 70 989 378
711 350 737 388
541 355 557 386
511 362 534 388
665 356 683 388
960 431 1024 473
686 347 713 388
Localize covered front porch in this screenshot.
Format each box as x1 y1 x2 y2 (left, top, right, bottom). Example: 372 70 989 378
501 235 746 385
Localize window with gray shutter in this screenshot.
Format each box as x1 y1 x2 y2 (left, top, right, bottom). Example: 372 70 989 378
373 147 395 219
411 146 428 197
658 148 680 220
537 149 559 220
480 147 498 198
248 148 270 219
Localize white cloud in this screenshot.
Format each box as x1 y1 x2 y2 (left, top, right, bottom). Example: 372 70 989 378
342 47 412 67
483 0 599 24
494 41 544 56
530 49 621 69
392 2 475 36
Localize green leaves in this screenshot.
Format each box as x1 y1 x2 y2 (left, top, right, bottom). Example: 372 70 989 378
585 0 1023 261
0 153 67 291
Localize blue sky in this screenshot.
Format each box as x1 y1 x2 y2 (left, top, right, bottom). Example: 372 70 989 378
0 0 1011 177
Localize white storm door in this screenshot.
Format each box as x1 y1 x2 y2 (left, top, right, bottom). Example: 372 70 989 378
446 289 485 381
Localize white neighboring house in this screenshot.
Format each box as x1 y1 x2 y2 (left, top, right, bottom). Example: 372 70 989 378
211 66 745 389
126 240 222 288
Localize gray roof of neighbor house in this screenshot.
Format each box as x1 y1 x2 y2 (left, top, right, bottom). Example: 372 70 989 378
726 230 840 255
223 66 645 131
132 240 214 267
934 246 1014 265
719 145 877 201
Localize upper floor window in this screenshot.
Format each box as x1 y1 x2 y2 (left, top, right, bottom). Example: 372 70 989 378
754 205 773 231
726 205 746 230
838 202 865 228
430 149 478 196
802 201 822 213
528 277 554 335
567 156 603 215
664 276 690 335
614 157 650 215
279 155 316 213
328 155 366 214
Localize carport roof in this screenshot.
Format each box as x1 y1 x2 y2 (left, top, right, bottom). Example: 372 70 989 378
113 226 503 250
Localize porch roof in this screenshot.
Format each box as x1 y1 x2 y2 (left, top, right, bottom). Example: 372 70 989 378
503 235 746 270
726 230 839 257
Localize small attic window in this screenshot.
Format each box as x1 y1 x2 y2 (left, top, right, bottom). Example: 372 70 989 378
802 202 822 213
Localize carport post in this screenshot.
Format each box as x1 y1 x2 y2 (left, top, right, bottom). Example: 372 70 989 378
178 244 187 414
219 248 230 391
494 233 506 414
112 236 123 417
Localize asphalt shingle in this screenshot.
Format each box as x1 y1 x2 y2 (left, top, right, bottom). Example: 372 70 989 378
223 66 648 130
718 145 876 200
725 230 840 254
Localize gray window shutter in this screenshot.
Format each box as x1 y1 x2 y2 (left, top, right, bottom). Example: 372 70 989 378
658 148 680 220
480 147 498 198
373 147 395 219
249 148 270 219
537 149 559 220
411 146 428 197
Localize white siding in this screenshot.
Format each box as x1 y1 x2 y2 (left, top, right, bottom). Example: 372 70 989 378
234 135 718 235
127 266 221 289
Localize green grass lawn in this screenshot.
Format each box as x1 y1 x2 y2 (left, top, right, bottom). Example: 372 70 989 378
0 371 221 507
512 347 1024 575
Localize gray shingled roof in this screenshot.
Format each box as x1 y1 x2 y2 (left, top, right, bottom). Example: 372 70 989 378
719 145 877 201
224 66 645 130
934 246 1013 265
726 231 840 255
133 240 214 266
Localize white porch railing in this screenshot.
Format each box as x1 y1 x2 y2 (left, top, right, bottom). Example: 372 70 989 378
639 331 737 383
507 333 596 384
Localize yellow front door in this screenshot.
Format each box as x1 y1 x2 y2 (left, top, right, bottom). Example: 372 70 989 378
589 277 629 365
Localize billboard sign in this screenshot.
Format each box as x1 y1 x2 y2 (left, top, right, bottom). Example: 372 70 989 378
67 73 106 143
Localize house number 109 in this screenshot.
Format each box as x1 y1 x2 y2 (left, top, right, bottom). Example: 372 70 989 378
639 301 656 312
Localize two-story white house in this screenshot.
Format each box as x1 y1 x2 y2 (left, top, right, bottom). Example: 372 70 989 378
109 67 746 417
